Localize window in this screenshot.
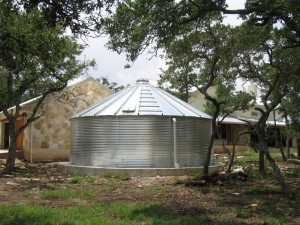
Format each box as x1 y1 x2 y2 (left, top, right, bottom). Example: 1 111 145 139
251 111 258 117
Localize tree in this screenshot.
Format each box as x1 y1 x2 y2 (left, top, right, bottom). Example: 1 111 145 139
157 22 254 175
158 67 192 102
232 24 300 195
0 4 94 172
12 0 114 36
104 0 300 63
96 76 125 93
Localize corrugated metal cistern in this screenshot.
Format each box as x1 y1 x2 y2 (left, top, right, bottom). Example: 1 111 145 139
70 79 212 168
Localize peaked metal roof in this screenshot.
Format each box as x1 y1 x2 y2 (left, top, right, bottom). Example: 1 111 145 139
73 79 211 118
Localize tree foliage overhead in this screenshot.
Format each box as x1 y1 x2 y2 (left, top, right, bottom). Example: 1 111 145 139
0 4 91 112
6 0 114 36
0 2 94 171
104 0 300 62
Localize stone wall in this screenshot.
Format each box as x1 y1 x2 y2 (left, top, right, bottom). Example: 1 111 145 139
22 78 112 162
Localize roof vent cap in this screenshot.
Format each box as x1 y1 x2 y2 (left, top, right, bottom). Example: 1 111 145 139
136 78 149 84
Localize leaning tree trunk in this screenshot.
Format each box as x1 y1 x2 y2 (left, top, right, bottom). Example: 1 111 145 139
279 130 287 161
258 136 265 173
204 131 216 176
204 108 220 176
264 149 291 196
227 131 249 173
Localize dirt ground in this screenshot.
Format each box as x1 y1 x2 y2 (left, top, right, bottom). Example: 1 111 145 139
0 158 300 224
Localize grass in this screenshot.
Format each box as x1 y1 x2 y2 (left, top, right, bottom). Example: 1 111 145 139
103 172 131 181
22 190 32 197
86 176 95 184
144 184 166 194
0 202 212 225
69 176 83 184
234 156 258 167
40 189 95 199
244 186 282 195
100 184 118 191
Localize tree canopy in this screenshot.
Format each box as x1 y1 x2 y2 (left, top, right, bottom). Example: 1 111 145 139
0 2 94 171
104 0 300 62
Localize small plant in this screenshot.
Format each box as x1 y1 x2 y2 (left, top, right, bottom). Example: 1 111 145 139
22 190 32 197
192 172 204 181
103 172 114 179
86 176 95 184
121 174 131 181
175 178 184 185
69 176 83 184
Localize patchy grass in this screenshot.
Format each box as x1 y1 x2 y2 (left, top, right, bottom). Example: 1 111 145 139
244 186 282 195
40 189 94 199
0 202 212 225
103 172 131 181
69 176 84 184
144 184 167 194
0 154 299 225
100 184 119 191
86 176 95 184
22 190 32 198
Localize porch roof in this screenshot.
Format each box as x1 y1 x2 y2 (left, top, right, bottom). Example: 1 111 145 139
218 116 248 125
236 116 286 127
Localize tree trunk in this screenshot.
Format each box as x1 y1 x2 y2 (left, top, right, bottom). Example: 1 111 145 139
297 138 300 160
264 149 291 196
204 131 216 176
227 142 236 173
5 120 18 172
279 130 287 161
5 136 17 172
256 126 265 173
227 131 249 173
259 149 265 173
286 136 290 159
204 107 219 176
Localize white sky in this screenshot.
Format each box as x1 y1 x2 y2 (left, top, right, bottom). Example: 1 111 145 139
78 0 245 86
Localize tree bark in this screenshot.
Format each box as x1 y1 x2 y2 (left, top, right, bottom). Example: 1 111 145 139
204 130 216 176
255 124 266 173
297 138 300 160
286 136 291 159
259 149 265 173
264 149 291 196
204 109 219 176
279 129 287 161
227 131 249 173
5 121 17 172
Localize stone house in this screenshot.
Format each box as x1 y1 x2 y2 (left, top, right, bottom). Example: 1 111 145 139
188 84 291 151
0 78 112 162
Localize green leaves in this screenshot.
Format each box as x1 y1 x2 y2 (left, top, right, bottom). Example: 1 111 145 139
0 5 89 110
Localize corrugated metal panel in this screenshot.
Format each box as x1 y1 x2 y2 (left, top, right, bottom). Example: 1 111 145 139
72 80 211 119
70 116 211 168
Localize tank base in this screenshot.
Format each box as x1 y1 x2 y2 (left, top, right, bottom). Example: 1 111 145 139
57 162 223 177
